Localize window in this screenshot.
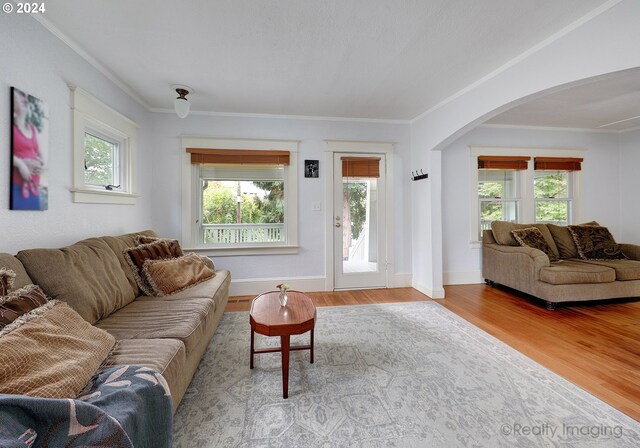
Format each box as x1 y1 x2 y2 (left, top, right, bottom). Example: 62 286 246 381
182 138 299 255
71 87 138 204
470 148 584 243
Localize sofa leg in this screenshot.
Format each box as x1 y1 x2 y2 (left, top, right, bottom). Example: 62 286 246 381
484 279 495 287
544 301 557 311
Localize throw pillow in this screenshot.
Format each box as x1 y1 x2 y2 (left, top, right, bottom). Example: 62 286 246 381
547 221 600 259
568 225 627 261
123 240 174 295
511 227 560 262
0 268 16 296
142 253 215 296
0 301 115 398
136 235 184 258
0 284 48 329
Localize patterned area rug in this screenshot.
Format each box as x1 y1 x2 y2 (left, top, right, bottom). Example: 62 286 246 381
173 302 640 447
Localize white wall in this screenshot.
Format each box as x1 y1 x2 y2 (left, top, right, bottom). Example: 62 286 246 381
150 113 412 285
441 126 622 284
619 129 640 244
0 13 154 254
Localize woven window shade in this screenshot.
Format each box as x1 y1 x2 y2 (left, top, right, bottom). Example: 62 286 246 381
187 148 290 165
477 156 531 170
341 157 380 178
534 157 583 171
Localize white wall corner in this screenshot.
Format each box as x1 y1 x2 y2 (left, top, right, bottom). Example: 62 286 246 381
412 281 445 299
443 271 483 285
391 273 413 288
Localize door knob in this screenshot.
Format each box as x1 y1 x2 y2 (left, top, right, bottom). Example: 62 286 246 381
335 223 341 228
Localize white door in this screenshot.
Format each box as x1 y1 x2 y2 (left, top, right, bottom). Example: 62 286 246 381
333 153 387 289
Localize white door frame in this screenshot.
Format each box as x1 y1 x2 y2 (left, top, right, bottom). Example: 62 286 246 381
324 140 395 291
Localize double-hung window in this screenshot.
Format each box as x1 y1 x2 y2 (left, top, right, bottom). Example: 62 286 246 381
534 157 581 226
182 139 299 255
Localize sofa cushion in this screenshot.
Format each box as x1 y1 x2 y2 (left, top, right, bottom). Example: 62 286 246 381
101 230 159 296
101 338 186 401
142 253 215 296
0 284 48 328
136 235 184 258
95 298 214 354
568 225 627 260
0 268 16 296
511 227 559 262
0 301 115 399
137 270 231 308
539 261 616 285
17 238 136 324
123 240 175 296
574 259 640 281
491 222 560 259
547 221 599 259
0 254 32 290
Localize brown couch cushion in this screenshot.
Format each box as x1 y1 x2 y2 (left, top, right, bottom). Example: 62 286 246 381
569 225 627 260
136 235 184 258
123 240 175 296
575 259 640 281
547 221 599 259
101 338 186 401
511 227 559 262
0 284 48 328
137 270 231 306
17 238 136 324
0 268 16 296
101 230 159 296
491 222 560 259
95 298 214 354
0 301 115 398
539 261 616 285
142 253 215 296
0 254 32 290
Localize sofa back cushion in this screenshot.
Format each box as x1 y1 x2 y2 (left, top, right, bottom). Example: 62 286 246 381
0 254 33 290
547 221 599 259
100 230 159 296
511 227 560 262
568 225 627 260
17 238 135 324
491 222 560 259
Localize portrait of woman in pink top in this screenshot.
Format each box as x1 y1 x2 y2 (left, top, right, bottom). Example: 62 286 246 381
11 87 49 210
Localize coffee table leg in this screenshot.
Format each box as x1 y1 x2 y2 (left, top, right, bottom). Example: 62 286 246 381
281 335 290 399
310 329 314 364
250 328 255 369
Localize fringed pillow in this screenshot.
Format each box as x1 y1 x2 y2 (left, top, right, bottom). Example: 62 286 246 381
142 253 215 296
0 284 48 329
123 240 175 295
511 227 560 262
0 300 115 398
0 268 16 296
568 225 627 260
135 235 184 258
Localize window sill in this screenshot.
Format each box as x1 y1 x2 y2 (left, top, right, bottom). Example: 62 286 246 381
71 188 139 205
185 245 300 257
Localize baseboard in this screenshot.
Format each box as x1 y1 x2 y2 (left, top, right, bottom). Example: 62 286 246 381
412 281 445 299
444 270 483 285
230 273 414 296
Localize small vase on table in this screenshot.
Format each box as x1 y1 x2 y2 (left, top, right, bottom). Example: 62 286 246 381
276 283 290 307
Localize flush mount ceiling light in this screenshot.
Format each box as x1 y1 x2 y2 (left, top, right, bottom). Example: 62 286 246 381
171 84 193 119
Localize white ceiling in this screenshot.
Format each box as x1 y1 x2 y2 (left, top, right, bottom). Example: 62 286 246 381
487 68 640 131
42 0 609 120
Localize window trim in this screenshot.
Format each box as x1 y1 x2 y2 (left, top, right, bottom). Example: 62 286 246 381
70 86 138 204
181 137 299 256
470 146 585 246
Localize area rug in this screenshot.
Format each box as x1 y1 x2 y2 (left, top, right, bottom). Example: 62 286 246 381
173 302 640 447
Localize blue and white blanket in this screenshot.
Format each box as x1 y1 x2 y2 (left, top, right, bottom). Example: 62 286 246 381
0 365 172 447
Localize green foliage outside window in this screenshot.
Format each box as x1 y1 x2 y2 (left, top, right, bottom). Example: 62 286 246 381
84 133 115 186
535 171 569 222
202 181 284 224
345 182 368 240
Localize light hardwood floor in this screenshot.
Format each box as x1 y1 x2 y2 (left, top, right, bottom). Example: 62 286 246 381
226 285 640 421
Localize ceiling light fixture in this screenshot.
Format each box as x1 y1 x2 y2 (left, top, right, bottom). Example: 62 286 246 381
171 84 193 119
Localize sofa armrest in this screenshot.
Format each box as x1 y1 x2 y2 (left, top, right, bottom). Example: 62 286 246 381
483 243 550 284
619 243 640 261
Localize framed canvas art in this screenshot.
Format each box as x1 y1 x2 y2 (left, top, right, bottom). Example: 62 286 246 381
304 159 319 178
10 87 49 210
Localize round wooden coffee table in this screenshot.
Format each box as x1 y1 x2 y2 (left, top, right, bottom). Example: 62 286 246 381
249 290 316 399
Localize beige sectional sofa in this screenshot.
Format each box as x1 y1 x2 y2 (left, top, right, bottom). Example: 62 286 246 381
0 230 230 413
482 222 640 309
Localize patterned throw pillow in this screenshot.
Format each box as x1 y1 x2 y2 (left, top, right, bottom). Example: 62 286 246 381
123 240 175 295
0 268 17 296
142 253 215 296
0 284 48 328
0 300 115 399
136 235 184 258
511 227 560 262
568 225 627 260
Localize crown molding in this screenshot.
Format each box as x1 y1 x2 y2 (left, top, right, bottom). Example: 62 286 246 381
479 123 620 134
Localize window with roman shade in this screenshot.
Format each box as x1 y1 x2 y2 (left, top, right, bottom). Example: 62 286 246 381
477 155 530 170
533 157 581 226
341 157 381 178
534 157 582 171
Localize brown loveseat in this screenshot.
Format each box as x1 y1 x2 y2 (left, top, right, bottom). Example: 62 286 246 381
0 230 230 413
482 222 640 309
